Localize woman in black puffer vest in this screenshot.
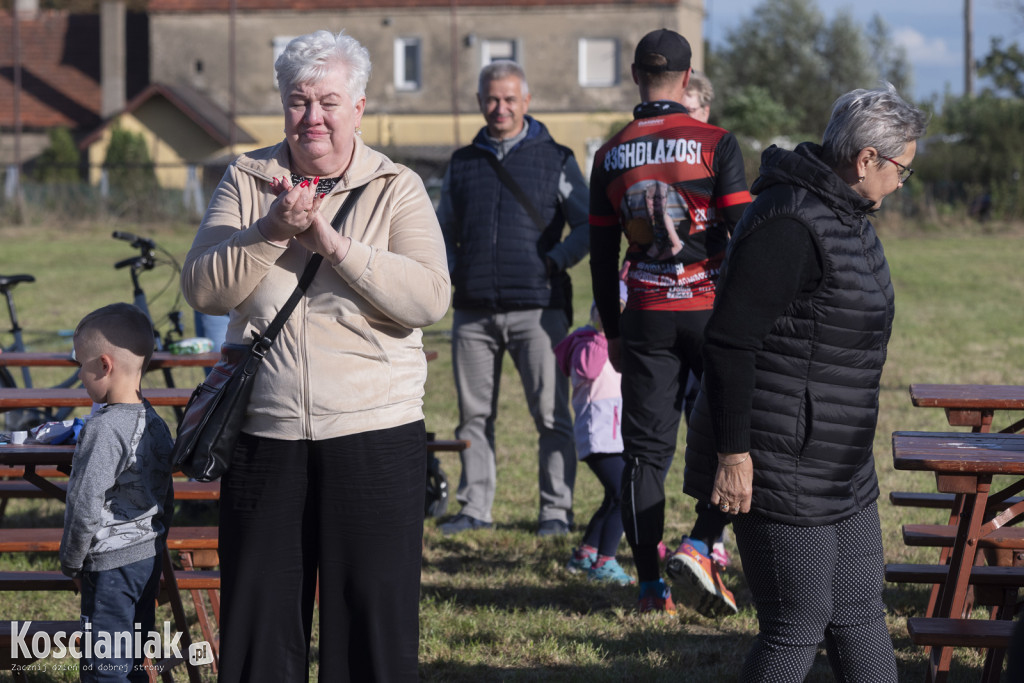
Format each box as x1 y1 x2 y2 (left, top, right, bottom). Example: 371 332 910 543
683 83 926 682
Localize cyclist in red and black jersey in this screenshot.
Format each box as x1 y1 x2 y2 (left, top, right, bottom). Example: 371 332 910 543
589 29 751 617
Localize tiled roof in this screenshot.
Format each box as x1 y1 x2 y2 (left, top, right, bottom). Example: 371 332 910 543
149 0 675 11
0 11 102 130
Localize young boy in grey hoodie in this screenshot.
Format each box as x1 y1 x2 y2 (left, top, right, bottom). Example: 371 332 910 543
60 303 175 682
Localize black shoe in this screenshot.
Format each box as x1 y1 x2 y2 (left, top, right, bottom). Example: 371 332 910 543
440 513 492 536
537 519 570 537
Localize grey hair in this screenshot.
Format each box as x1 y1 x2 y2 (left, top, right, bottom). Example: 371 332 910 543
478 60 529 96
821 82 928 168
275 30 371 104
685 70 714 108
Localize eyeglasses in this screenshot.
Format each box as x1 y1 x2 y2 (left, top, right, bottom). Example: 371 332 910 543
880 155 914 184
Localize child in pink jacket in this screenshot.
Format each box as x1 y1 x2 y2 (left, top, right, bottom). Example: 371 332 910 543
555 285 634 585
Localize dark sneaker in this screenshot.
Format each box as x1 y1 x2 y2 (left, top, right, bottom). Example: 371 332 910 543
637 579 676 615
439 513 492 536
537 519 570 537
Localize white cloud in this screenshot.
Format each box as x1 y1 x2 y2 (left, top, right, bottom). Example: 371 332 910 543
893 27 961 67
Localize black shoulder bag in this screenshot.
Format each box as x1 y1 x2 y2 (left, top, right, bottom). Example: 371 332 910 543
483 154 573 323
172 185 366 481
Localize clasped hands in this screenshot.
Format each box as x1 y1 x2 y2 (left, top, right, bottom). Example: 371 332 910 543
260 176 350 265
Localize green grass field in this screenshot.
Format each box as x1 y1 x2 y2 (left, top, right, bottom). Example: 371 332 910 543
1 216 1022 681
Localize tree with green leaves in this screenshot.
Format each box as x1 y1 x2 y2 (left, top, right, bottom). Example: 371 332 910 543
977 37 1024 99
103 126 158 196
708 0 911 142
30 127 80 183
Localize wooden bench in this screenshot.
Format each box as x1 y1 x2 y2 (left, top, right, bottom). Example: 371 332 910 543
0 480 220 501
0 387 194 409
907 617 1015 648
902 524 1024 550
0 351 220 370
886 563 1023 620
0 526 218 553
890 491 1024 510
886 563 1024 587
0 569 220 591
907 617 1014 683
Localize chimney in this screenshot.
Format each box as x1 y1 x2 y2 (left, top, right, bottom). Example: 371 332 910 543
100 0 126 118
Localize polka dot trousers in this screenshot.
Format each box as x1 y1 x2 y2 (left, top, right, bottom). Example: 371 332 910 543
733 501 898 682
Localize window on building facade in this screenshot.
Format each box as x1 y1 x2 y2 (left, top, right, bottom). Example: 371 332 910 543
578 38 618 87
482 39 518 65
272 36 297 89
394 37 422 91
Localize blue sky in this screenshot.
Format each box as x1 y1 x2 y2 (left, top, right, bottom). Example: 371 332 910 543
702 0 1024 101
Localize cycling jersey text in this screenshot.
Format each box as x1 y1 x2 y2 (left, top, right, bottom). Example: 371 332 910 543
604 139 702 171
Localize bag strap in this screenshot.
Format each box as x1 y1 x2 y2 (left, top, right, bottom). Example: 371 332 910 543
255 184 368 351
483 153 546 231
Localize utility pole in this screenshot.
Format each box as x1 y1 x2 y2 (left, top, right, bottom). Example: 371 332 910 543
11 3 24 223
965 0 974 96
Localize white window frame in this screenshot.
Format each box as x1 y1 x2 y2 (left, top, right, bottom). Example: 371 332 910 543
481 38 519 66
578 37 619 87
394 37 422 91
272 35 296 89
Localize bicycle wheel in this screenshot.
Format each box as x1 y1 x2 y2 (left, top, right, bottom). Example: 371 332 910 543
0 367 44 432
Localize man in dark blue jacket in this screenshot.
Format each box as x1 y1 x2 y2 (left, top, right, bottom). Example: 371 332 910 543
437 60 589 537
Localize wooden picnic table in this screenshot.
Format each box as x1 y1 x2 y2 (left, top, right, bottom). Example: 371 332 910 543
892 430 1024 682
0 350 220 369
0 444 220 503
0 387 193 409
909 384 1024 433
0 441 212 682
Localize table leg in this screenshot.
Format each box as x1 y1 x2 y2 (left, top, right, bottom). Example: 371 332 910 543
161 547 202 683
928 481 990 683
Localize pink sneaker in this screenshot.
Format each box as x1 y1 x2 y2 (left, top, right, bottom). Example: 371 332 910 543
711 541 731 569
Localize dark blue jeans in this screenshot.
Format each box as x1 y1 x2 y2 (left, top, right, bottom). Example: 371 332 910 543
79 553 162 683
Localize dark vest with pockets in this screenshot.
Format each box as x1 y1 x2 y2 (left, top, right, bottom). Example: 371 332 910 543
685 143 895 526
447 119 573 312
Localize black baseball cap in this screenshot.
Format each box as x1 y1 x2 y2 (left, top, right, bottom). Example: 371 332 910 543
634 28 692 73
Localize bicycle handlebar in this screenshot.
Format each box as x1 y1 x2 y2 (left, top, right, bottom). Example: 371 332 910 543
114 256 143 270
112 231 157 250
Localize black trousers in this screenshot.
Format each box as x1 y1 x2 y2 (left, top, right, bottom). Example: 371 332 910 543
218 421 427 683
619 308 722 582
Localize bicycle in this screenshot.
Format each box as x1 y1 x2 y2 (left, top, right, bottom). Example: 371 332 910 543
0 274 81 430
0 232 187 430
112 230 188 421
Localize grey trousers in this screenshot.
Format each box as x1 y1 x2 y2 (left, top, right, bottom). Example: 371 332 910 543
451 308 576 524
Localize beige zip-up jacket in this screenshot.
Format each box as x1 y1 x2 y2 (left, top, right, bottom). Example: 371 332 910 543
182 138 450 441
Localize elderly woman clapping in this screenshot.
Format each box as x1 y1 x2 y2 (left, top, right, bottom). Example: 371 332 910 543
182 30 450 682
683 83 926 681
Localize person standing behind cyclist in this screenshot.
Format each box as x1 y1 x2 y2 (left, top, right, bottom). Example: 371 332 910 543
436 59 589 538
678 68 733 571
589 29 751 616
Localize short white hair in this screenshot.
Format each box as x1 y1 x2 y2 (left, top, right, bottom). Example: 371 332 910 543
822 82 928 168
275 30 371 104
